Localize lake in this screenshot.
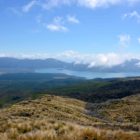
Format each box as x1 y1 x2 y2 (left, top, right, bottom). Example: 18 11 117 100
36 68 140 79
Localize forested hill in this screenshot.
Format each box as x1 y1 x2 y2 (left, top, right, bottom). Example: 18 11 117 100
0 73 140 107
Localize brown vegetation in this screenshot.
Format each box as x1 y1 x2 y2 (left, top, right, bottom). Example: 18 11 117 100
0 95 139 140
90 94 140 123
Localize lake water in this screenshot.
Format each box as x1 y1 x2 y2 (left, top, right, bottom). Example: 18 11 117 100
36 68 140 79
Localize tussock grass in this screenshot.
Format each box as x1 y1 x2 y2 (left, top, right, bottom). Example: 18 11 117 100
93 94 140 123
0 121 139 140
0 95 139 140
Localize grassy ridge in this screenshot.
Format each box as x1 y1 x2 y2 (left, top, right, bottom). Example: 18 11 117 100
86 94 140 124
0 95 139 140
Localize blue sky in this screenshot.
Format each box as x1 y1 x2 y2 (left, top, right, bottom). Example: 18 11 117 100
0 0 140 66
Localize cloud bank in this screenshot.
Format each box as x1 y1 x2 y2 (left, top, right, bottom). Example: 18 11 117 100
0 51 140 67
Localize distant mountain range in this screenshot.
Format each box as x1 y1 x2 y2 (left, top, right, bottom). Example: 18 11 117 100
0 57 140 73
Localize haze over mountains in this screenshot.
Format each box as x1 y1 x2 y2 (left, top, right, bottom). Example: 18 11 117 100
0 57 140 73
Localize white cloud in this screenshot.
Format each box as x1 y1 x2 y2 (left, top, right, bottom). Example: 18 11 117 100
123 11 140 22
22 0 140 11
22 0 37 13
53 16 64 24
80 0 139 8
40 0 72 10
0 52 51 60
67 15 79 24
38 0 140 10
118 34 131 47
46 16 68 32
42 15 79 32
55 51 137 67
138 38 140 44
46 24 68 32
77 0 122 8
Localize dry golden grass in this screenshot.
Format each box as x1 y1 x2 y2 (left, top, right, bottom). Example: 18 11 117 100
0 94 139 140
94 94 140 123
0 121 139 140
0 95 99 125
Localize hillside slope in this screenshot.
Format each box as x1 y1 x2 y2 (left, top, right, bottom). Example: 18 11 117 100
0 94 139 140
87 94 140 124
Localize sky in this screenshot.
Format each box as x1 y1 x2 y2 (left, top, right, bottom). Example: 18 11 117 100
1 0 140 66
